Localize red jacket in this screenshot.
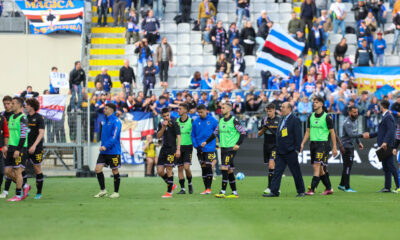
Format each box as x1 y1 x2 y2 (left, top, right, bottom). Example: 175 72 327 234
0 116 9 151
319 62 332 80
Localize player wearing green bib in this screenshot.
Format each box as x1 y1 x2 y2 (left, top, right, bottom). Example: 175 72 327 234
4 97 30 202
176 103 194 194
202 102 246 199
300 96 338 196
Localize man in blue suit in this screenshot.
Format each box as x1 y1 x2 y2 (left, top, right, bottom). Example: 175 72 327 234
264 102 306 197
364 100 400 193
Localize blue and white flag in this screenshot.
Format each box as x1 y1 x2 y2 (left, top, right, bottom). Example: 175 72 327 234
255 26 305 78
120 112 154 165
354 67 400 92
16 0 84 34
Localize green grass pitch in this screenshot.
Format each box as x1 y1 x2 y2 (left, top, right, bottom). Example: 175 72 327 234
1 175 400 240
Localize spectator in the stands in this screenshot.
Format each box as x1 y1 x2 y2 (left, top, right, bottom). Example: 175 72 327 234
113 0 126 27
326 77 338 95
373 32 386 66
134 38 152 83
337 58 355 82
256 10 269 28
355 39 374 66
392 13 400 54
97 0 110 27
300 0 317 33
200 71 214 90
297 96 312 123
302 75 316 98
261 70 271 91
245 94 262 112
325 95 340 113
227 37 243 65
240 74 255 90
119 59 136 97
240 21 256 55
20 86 39 99
365 12 377 36
329 0 346 37
198 92 209 106
319 55 332 80
352 0 369 26
141 10 160 45
294 29 307 56
202 18 214 44
210 20 227 56
357 20 373 47
366 96 380 132
311 81 326 100
153 0 164 20
126 9 140 44
318 9 332 47
156 37 173 88
217 74 236 93
181 0 192 23
288 11 302 36
308 22 325 56
216 53 229 74
228 23 240 44
233 95 245 114
334 37 347 70
69 61 86 112
377 0 387 31
310 54 321 70
189 71 202 89
143 59 157 97
198 0 216 31
268 74 281 90
256 19 269 54
49 66 60 94
236 0 248 29
231 50 246 87
95 67 112 94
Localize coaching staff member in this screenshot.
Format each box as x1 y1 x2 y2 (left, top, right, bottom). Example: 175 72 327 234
264 102 305 197
363 100 399 193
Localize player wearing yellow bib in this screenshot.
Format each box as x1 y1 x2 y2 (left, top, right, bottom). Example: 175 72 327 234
202 102 246 198
300 96 338 196
4 97 30 202
176 103 194 194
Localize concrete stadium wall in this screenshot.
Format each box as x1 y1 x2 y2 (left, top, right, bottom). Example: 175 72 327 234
0 34 81 97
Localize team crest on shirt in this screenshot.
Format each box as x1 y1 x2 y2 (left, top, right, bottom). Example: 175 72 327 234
207 121 210 125
314 120 319 124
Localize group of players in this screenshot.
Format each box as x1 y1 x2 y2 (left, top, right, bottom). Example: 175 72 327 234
92 94 400 199
2 93 397 201
0 96 45 202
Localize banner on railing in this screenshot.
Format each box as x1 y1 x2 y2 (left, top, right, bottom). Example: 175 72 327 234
120 112 154 165
16 0 84 34
354 67 400 93
38 95 66 121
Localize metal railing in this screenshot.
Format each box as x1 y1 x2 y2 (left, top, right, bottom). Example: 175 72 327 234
0 0 28 33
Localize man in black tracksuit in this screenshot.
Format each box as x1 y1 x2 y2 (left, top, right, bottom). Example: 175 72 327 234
338 106 363 192
69 61 86 112
143 60 157 97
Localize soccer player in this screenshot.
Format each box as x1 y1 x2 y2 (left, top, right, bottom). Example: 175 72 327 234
192 104 218 194
258 103 280 194
25 98 45 199
4 97 30 202
301 96 338 196
176 103 194 194
94 103 122 199
201 102 246 199
156 108 180 198
338 106 363 192
0 96 12 199
0 113 9 196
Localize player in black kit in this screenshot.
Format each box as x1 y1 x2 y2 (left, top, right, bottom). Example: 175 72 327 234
156 108 181 198
258 103 280 194
25 98 45 199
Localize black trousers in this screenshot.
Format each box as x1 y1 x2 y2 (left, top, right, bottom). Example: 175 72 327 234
181 4 191 23
340 147 354 189
270 151 305 195
145 32 159 45
143 78 155 97
212 42 225 56
159 61 169 83
98 4 108 26
243 43 254 56
382 155 399 190
301 17 313 34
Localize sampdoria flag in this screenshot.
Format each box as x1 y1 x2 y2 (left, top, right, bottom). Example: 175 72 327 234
120 112 154 165
16 0 84 34
255 26 305 78
38 95 67 121
354 67 400 93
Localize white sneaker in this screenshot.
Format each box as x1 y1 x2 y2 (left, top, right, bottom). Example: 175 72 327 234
109 192 120 198
0 192 8 199
264 188 271 194
94 190 107 198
